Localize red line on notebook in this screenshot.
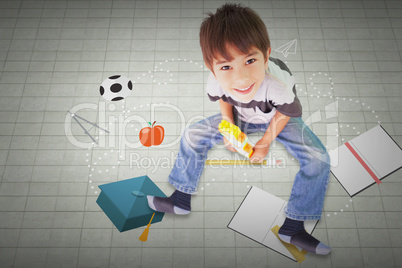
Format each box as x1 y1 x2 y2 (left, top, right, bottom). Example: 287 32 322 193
345 142 382 185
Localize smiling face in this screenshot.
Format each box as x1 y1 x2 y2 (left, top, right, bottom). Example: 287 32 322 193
211 44 271 102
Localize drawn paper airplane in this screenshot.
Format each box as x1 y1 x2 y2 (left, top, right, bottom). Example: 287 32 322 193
275 39 297 57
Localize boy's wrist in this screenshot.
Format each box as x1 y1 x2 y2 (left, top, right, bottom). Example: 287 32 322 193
260 134 273 145
222 116 234 124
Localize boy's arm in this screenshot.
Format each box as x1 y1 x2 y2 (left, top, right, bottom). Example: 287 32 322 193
219 99 234 124
250 110 290 162
219 99 236 152
261 110 290 145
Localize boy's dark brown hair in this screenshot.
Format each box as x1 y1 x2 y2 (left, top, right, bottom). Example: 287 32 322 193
199 3 271 72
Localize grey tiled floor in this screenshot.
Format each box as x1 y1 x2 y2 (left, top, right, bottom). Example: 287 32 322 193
1 0 402 267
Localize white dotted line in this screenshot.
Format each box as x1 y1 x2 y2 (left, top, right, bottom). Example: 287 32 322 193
87 148 118 195
326 199 353 217
130 58 208 86
87 99 128 194
303 72 381 139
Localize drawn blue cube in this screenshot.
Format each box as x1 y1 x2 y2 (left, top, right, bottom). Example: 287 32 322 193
96 175 166 232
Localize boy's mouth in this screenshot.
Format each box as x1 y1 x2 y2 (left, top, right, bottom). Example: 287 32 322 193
233 83 255 95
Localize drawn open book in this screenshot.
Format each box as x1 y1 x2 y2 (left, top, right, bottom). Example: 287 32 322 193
228 186 317 262
329 125 402 196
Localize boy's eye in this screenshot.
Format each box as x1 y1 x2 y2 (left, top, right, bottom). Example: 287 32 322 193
247 58 256 64
221 66 231 70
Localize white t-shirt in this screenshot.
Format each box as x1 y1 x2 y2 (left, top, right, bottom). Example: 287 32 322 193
207 57 302 124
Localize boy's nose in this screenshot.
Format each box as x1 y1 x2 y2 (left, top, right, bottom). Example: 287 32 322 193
233 67 250 84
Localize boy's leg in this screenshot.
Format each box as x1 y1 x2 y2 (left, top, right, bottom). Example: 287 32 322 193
274 117 330 220
147 114 224 214
273 117 331 254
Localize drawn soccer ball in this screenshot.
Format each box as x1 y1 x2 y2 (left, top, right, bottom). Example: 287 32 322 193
99 75 133 101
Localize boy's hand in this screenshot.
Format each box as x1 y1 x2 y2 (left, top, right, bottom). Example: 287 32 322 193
250 139 270 163
223 136 237 152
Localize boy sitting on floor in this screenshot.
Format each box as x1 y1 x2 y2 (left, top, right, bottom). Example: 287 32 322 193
148 3 331 255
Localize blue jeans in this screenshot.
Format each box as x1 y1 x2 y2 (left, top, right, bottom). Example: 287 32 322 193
168 113 330 221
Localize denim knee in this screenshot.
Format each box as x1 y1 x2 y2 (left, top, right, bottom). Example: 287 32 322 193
181 126 215 154
311 147 331 176
181 127 201 153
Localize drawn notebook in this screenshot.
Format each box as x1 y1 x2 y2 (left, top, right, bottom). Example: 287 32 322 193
227 186 317 262
329 125 402 196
